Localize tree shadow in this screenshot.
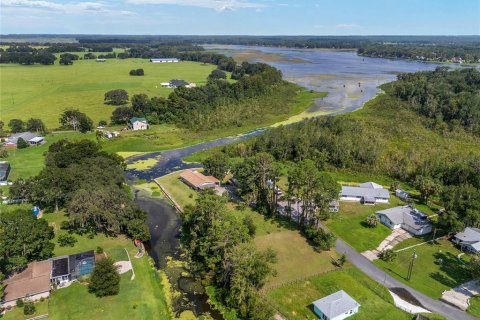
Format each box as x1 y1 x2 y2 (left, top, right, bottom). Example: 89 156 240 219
430 251 471 288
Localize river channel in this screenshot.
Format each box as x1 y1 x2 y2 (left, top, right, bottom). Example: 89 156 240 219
125 47 467 318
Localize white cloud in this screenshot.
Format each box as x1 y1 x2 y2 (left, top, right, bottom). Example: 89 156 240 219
125 0 265 11
335 23 360 29
1 0 136 15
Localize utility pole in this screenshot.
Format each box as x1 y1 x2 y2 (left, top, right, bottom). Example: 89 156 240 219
407 249 418 281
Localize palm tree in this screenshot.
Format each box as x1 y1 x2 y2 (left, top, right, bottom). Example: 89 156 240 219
365 214 380 228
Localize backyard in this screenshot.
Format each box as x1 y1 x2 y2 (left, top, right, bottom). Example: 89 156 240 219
1 210 171 320
266 267 410 320
374 239 472 299
325 199 403 252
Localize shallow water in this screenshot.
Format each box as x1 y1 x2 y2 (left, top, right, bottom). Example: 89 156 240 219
204 45 470 114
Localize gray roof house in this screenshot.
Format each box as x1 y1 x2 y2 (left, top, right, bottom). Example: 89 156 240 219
312 290 360 320
453 227 480 253
340 182 390 205
376 205 432 235
8 132 45 146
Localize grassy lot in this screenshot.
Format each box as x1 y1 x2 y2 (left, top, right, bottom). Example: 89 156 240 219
1 299 49 319
4 131 95 180
255 229 338 289
374 239 472 299
468 296 480 318
325 198 403 252
1 60 216 128
154 170 198 209
266 267 410 320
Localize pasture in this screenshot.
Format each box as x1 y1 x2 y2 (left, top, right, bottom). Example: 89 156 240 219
0 59 216 128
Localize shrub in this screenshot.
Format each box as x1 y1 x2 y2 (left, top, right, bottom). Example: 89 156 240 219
57 233 77 247
379 249 397 262
16 299 24 308
88 257 120 297
303 224 336 251
17 137 29 149
129 69 144 76
98 120 107 127
365 214 380 228
23 301 35 315
96 246 104 254
243 215 256 237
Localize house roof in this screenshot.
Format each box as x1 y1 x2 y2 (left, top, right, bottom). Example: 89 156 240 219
51 256 69 278
377 205 430 230
129 117 147 124
359 181 384 189
180 169 219 188
455 227 480 243
170 79 189 87
313 290 360 319
29 136 44 143
341 186 390 199
8 132 39 144
2 260 52 303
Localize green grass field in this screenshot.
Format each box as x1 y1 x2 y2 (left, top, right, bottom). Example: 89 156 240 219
325 198 403 252
374 239 471 299
266 267 410 320
154 170 198 209
468 296 480 318
0 59 216 128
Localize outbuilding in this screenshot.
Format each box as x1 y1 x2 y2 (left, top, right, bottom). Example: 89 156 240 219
150 58 179 63
312 290 360 320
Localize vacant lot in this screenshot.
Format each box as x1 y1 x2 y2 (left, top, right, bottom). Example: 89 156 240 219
255 229 338 289
325 199 403 252
374 239 471 299
1 60 216 128
266 267 410 320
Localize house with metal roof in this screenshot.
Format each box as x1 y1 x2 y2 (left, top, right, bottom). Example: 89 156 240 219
395 189 409 201
453 227 480 253
312 290 360 320
376 205 432 235
340 182 390 205
7 131 45 147
150 58 179 63
128 117 148 131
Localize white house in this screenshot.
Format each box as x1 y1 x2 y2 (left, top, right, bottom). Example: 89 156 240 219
376 205 432 236
150 58 179 63
453 227 480 253
340 182 390 204
128 117 148 131
312 290 360 320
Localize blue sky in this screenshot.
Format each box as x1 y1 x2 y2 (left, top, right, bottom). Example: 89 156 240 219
1 0 479 35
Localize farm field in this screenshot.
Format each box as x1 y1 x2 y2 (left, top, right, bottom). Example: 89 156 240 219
0 59 216 128
266 267 410 320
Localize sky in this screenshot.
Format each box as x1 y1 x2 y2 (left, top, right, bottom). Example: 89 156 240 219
1 0 479 35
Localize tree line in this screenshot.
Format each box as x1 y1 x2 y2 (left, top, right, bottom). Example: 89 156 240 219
9 140 150 241
0 45 56 65
391 67 480 135
358 44 480 63
110 61 288 131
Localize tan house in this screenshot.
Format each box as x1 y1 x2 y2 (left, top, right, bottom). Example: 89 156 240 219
1 261 52 308
180 169 220 190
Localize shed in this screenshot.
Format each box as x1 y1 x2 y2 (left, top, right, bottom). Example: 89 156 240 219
312 290 360 320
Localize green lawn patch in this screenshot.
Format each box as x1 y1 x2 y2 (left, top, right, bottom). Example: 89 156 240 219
468 296 480 318
1 299 49 320
255 229 338 289
325 199 403 252
266 267 410 320
374 240 472 299
154 171 198 209
4 131 95 180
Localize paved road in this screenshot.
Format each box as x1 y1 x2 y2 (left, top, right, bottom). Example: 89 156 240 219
336 239 477 320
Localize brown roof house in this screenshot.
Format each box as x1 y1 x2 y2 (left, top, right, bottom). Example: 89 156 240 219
179 169 226 196
1 261 52 308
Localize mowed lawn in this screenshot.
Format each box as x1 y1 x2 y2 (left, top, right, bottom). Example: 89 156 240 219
266 267 410 320
374 239 472 299
1 59 216 128
154 170 198 209
325 198 404 252
255 229 338 289
4 131 95 180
